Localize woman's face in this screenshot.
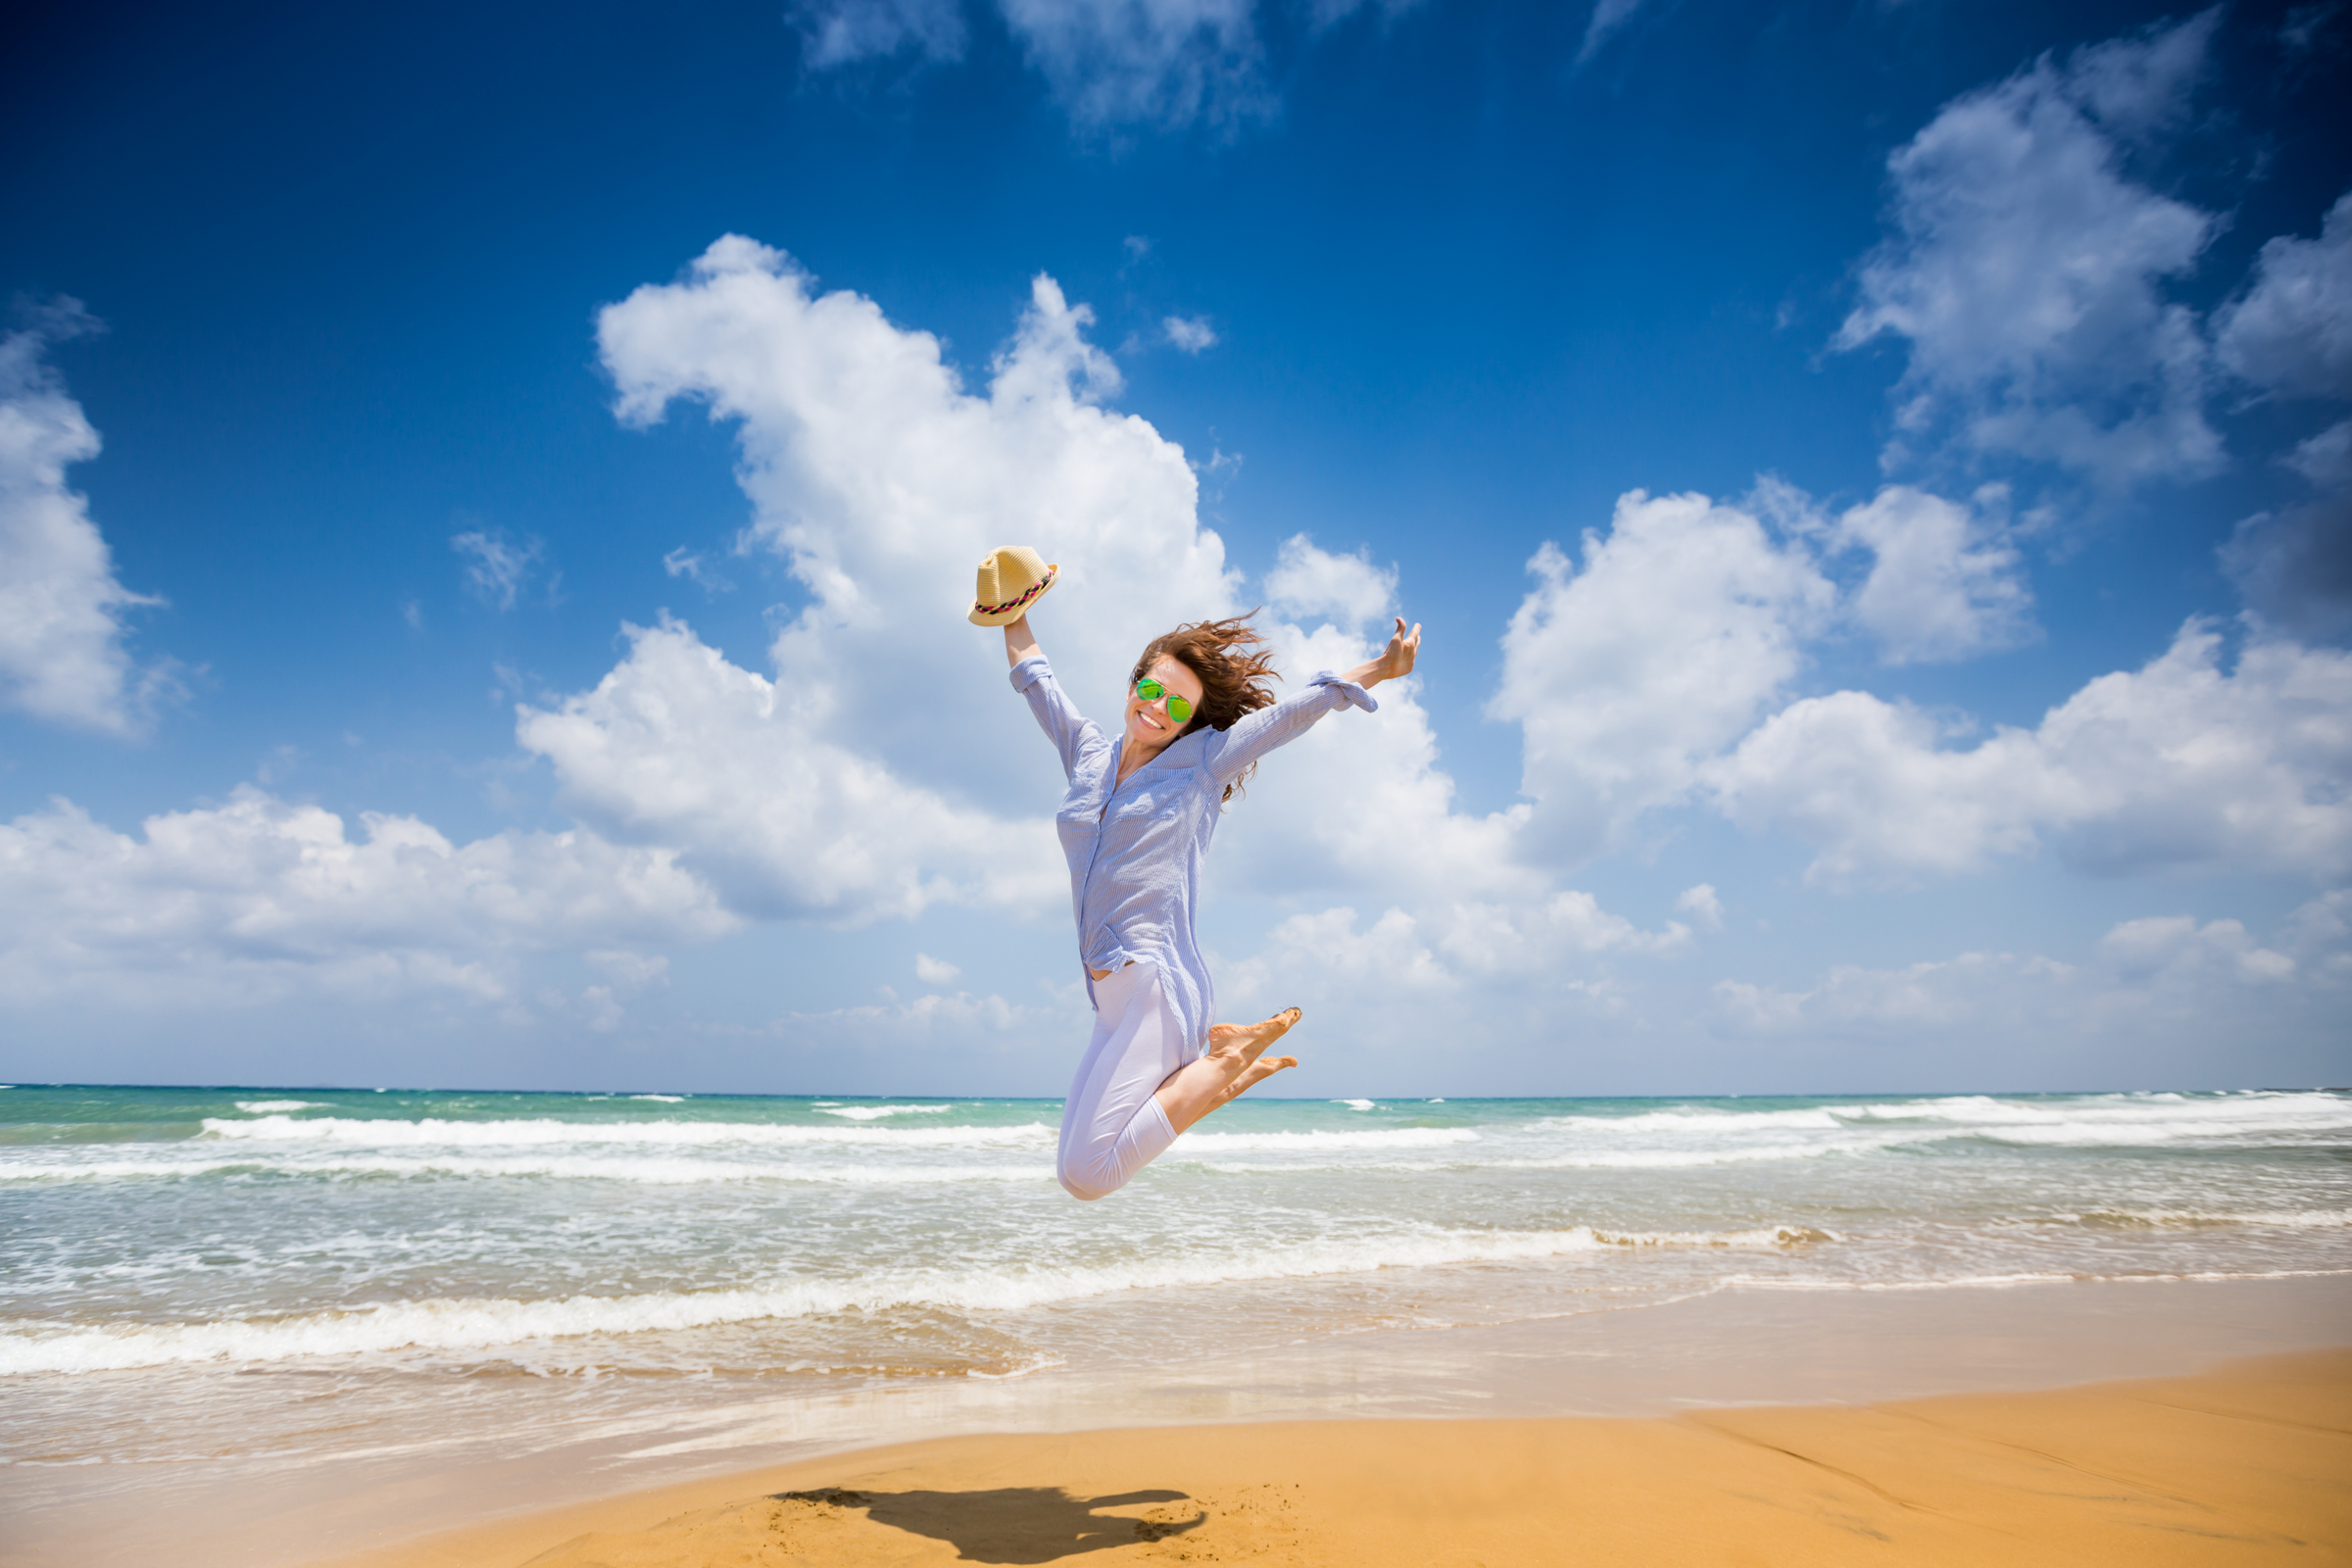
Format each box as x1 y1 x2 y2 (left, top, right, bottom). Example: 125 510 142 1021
1124 654 1204 757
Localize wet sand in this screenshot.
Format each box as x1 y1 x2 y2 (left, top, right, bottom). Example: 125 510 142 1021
11 1277 2347 1568
316 1347 2352 1567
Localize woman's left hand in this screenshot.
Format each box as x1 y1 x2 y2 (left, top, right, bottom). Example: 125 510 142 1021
1352 615 1421 688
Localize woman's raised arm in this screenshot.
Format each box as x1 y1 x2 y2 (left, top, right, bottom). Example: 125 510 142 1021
1343 616 1421 690
1200 615 1420 787
1004 613 1042 669
1003 612 1102 781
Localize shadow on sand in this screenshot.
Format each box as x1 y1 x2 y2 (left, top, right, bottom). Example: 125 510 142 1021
775 1485 1205 1563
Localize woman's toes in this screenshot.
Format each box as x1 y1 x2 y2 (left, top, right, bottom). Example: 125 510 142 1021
1217 1054 1298 1105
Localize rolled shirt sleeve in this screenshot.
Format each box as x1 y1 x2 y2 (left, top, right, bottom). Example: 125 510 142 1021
1307 669 1379 711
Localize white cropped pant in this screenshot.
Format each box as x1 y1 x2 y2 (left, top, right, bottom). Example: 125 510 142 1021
1056 959 1194 1200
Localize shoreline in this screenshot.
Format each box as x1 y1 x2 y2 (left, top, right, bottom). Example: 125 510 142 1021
8 1272 2346 1568
315 1344 2352 1567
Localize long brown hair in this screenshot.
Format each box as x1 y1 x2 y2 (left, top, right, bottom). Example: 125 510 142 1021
1132 612 1279 806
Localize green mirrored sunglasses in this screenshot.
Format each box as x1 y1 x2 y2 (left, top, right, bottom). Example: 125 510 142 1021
1132 677 1195 724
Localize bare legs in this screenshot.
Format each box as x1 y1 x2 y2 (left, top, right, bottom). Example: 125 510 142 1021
1151 1008 1302 1136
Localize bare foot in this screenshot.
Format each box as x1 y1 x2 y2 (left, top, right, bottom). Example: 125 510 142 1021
1210 1054 1297 1109
1204 1007 1301 1066
1154 1008 1304 1136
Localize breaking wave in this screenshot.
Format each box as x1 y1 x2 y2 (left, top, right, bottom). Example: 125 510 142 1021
0 1221 1823 1375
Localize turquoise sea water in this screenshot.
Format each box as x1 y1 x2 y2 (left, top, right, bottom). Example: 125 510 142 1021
4 1083 2348 1478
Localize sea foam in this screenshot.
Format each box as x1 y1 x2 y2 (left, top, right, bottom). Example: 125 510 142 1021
0 1221 1822 1375
198 1115 1055 1149
0 1154 1060 1186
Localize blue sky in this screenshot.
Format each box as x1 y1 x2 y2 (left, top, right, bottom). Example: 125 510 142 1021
2 0 2346 1095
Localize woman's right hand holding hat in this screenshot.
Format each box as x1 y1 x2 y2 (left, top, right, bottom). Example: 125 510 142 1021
970 545 1058 626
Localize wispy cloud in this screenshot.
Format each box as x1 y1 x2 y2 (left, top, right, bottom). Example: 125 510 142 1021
997 0 1269 134
787 0 966 67
795 0 1269 134
662 546 737 594
1162 314 1217 352
452 527 547 611
1576 0 1655 66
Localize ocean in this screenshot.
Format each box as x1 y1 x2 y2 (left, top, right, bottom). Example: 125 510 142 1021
5 1083 2350 1499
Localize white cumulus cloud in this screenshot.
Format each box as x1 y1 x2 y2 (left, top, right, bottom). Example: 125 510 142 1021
1263 532 1396 631
764 985 1085 1069
2222 496 2352 641
2216 188 2352 400
517 616 1063 923
2286 419 2352 490
2095 912 2294 984
1709 619 2352 885
0 304 177 735
2214 184 2352 634
1826 485 2035 663
1837 12 2223 487
594 239 1229 808
1753 476 2036 664
581 240 1643 1015
1213 601 1536 906
1674 882 1724 932
1709 893 2347 1088
0 789 732 1007
589 238 1534 927
20 232 2341 1073
1218 889 1689 1010
1489 489 1834 861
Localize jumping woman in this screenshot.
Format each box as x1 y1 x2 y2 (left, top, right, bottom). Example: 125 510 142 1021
969 546 1423 1200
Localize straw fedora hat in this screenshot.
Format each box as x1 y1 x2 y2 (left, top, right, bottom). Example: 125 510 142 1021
968 545 1059 626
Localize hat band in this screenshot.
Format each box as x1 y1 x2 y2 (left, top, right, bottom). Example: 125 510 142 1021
975 564 1056 616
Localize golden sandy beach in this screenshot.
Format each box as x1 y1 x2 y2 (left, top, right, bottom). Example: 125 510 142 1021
311 1348 2351 1568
